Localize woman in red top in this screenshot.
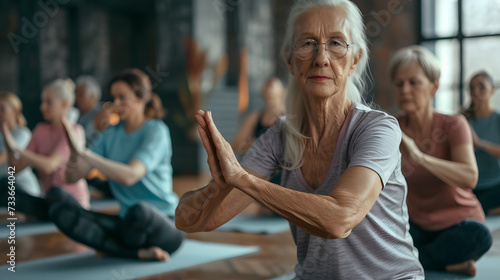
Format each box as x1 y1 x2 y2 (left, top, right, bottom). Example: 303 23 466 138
389 45 492 276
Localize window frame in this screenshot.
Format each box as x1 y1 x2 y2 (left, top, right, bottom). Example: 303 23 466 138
419 0 500 110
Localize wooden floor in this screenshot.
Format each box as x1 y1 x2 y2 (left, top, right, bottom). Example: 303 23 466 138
1 173 500 279
0 174 297 280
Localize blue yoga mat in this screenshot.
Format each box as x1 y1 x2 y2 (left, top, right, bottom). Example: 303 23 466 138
0 221 58 238
216 215 290 234
268 272 295 280
0 240 259 280
485 215 500 232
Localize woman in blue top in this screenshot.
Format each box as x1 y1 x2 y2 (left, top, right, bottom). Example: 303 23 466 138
51 69 185 261
463 71 500 215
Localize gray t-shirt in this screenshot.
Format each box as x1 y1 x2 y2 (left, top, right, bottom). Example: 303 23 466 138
0 127 41 196
241 103 424 280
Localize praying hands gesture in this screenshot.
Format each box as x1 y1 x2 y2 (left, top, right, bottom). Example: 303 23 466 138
62 118 86 157
195 110 248 188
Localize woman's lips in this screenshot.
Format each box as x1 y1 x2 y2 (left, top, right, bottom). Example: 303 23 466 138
309 76 331 81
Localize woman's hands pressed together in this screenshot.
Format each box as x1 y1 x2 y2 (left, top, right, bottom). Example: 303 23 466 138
195 110 248 188
62 118 87 157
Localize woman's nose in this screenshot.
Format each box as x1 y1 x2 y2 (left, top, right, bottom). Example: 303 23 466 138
313 46 329 66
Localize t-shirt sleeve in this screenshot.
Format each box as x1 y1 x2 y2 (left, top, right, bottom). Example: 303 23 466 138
348 114 402 186
240 121 283 178
131 122 171 173
446 114 472 147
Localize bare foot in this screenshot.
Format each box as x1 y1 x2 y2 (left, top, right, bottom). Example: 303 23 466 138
138 247 170 261
446 259 477 276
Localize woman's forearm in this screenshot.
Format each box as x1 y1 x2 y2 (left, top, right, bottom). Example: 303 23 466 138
419 154 478 189
175 180 236 232
233 173 364 239
18 149 62 174
80 150 143 186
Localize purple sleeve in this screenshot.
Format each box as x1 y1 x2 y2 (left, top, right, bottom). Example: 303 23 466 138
240 120 284 178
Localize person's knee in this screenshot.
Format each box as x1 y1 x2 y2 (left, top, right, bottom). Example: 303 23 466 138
462 220 493 254
125 202 153 222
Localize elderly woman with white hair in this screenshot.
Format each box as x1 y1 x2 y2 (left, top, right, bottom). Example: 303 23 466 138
1 78 90 220
389 45 492 276
176 0 423 279
75 75 102 146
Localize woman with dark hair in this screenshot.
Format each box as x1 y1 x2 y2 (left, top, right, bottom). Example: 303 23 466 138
463 71 500 215
53 69 185 260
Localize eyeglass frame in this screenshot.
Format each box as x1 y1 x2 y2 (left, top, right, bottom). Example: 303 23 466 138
292 37 356 61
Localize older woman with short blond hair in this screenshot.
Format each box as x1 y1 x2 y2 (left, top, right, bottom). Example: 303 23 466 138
390 45 492 276
176 0 424 279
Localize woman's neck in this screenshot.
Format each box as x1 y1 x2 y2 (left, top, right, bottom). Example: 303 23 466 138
124 113 146 133
474 102 493 118
302 93 351 148
49 118 62 129
405 106 434 139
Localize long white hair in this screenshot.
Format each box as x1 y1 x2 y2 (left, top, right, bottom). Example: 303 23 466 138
281 0 370 170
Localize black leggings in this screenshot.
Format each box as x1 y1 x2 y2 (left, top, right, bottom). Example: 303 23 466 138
0 177 50 220
409 220 492 270
46 187 185 259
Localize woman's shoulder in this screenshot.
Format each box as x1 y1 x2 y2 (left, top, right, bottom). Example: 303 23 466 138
435 112 468 130
143 119 169 135
352 104 400 128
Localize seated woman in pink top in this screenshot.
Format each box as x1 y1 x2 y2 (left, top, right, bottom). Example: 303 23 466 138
2 78 90 220
389 45 492 276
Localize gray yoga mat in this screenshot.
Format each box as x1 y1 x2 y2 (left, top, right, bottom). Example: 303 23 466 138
0 240 259 280
425 256 500 280
216 215 290 234
485 215 500 232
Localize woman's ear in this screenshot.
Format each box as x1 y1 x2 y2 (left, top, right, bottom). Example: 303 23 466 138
431 80 440 97
348 49 362 76
286 57 294 76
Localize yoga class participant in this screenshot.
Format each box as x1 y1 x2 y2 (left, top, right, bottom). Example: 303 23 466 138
1 79 90 220
176 1 424 279
53 69 184 261
231 77 286 155
390 45 492 276
463 71 500 215
0 91 41 197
